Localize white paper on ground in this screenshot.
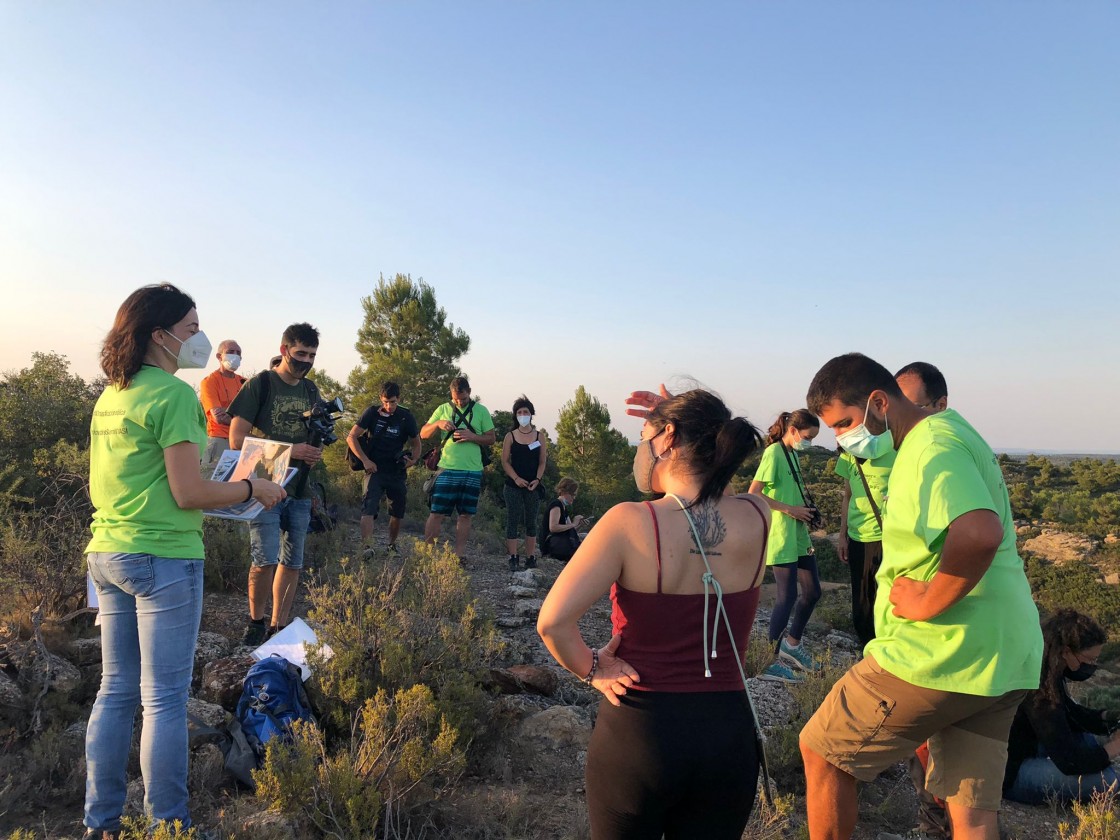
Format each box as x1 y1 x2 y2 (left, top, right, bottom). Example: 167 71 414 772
250 617 333 681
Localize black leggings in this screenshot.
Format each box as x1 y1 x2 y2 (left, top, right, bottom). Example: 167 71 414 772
585 691 759 840
768 554 821 643
847 538 882 647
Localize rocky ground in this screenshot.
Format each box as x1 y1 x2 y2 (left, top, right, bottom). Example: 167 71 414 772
0 509 1088 838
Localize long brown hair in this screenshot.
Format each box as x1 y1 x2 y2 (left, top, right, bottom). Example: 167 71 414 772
101 284 196 388
766 409 818 445
1037 609 1107 707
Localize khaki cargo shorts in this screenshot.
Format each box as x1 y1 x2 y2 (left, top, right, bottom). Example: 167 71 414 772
799 655 1027 811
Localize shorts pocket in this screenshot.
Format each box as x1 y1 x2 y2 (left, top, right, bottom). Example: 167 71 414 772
845 666 898 762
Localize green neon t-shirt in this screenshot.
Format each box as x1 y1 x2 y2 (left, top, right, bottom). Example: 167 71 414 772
753 442 811 566
427 401 495 472
87 366 207 559
835 449 895 542
865 409 1042 696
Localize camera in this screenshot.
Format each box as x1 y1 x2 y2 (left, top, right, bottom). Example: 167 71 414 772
807 504 824 532
301 396 345 448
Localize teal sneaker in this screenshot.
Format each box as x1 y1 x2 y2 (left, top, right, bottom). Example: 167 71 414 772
758 661 804 684
779 639 821 672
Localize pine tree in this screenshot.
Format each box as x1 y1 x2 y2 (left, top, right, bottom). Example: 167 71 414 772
347 275 470 422
554 386 638 513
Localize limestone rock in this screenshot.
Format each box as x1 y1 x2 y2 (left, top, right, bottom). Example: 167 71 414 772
241 810 298 840
1022 529 1099 565
505 664 559 697
70 637 103 666
747 678 798 728
487 665 559 697
188 696 231 729
511 569 546 588
0 670 24 709
1106 573 1120 586
193 631 233 679
513 599 544 619
517 705 592 751
509 585 539 598
20 650 82 696
198 654 255 710
495 616 529 629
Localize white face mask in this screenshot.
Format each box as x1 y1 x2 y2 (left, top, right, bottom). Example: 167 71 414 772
160 330 212 370
793 437 812 452
835 395 894 460
516 414 532 427
220 353 241 372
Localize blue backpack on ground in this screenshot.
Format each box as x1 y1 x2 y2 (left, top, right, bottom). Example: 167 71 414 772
236 654 316 762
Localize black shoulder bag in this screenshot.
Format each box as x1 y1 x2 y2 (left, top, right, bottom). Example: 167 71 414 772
345 416 391 471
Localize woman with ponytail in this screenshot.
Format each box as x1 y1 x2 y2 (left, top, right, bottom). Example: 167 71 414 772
748 409 822 683
538 387 771 839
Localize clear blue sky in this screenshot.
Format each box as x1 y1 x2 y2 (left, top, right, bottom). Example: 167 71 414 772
2 2 1118 452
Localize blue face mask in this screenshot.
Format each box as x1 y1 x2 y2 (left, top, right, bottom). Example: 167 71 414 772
835 395 894 461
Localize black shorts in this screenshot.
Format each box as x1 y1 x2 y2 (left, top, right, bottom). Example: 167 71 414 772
362 470 407 518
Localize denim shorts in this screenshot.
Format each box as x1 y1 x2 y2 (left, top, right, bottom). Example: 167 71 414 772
249 496 312 569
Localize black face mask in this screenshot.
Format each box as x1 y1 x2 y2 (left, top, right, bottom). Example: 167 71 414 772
1065 662 1098 682
285 353 313 378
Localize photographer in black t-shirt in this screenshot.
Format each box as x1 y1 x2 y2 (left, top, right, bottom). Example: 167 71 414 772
346 382 421 553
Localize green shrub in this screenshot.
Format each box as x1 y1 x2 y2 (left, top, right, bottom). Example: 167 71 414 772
201 518 250 592
306 538 501 737
0 470 90 618
1059 786 1120 839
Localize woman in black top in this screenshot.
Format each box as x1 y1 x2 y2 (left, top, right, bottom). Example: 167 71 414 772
501 395 548 571
541 477 588 563
1004 609 1120 804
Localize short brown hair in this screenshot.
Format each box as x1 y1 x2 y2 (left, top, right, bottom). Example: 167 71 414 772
556 477 579 496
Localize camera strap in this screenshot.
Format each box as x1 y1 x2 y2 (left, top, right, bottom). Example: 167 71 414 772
779 443 817 510
853 458 884 530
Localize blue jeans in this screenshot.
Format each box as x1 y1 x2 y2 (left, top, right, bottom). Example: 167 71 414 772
249 497 312 569
84 553 204 832
1005 733 1120 804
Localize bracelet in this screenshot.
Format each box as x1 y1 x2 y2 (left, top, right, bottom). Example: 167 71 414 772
582 649 599 685
242 478 253 503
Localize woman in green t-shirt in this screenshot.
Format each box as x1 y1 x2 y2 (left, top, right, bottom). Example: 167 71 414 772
83 284 285 838
748 410 821 684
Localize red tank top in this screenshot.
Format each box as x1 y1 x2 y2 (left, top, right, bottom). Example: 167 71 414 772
610 499 767 692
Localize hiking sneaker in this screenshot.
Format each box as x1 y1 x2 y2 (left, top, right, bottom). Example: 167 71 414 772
386 542 400 556
758 661 804 684
508 555 519 572
779 639 821 672
524 555 537 569
241 619 268 647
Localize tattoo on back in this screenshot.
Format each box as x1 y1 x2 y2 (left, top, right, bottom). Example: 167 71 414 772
687 501 726 556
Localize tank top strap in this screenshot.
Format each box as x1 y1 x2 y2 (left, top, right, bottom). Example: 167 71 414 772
743 495 769 588
644 500 663 594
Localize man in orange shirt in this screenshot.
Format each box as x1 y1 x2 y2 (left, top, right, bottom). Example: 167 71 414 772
199 339 246 464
